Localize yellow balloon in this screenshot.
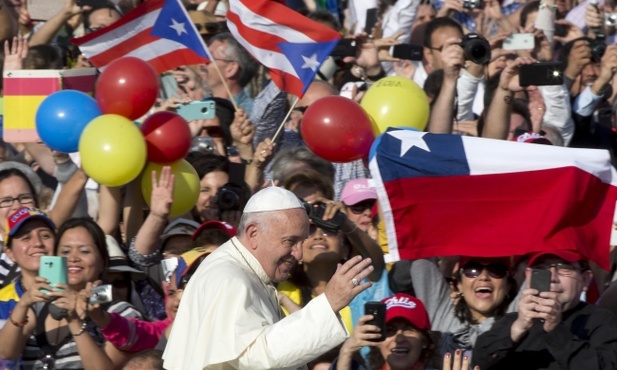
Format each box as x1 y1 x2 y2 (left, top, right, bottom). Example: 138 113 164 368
79 114 147 187
141 159 200 217
360 76 429 133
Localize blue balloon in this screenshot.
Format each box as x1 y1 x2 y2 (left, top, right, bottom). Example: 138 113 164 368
36 90 101 153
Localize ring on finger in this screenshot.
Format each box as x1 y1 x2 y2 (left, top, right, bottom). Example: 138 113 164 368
351 277 360 286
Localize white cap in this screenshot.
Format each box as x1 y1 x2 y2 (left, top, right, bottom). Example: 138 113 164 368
243 186 304 213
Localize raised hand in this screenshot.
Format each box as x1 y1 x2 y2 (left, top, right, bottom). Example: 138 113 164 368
150 166 175 219
230 108 256 146
3 36 28 72
324 256 374 312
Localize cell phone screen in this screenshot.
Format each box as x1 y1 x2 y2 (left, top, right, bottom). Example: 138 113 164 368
365 301 386 342
365 8 378 35
530 268 551 293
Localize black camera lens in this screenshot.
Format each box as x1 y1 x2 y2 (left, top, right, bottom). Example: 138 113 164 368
591 40 606 63
213 183 250 211
461 33 491 65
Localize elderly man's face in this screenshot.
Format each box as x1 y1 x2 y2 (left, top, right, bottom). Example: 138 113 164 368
254 209 309 282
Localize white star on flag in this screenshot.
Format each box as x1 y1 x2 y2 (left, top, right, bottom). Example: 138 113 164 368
169 18 187 36
301 53 320 71
388 130 431 156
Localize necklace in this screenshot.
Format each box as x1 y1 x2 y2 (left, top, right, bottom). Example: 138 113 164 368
231 240 282 320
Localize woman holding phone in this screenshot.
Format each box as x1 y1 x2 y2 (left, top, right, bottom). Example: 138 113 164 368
0 217 142 369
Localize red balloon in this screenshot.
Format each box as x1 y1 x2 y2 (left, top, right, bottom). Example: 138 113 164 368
301 96 377 163
96 57 160 120
141 111 192 163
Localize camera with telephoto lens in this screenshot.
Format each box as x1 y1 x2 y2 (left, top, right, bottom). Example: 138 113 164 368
463 0 483 9
590 33 607 63
301 200 347 234
460 33 491 65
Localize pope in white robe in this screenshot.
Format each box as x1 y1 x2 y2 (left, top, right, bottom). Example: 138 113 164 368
163 187 375 370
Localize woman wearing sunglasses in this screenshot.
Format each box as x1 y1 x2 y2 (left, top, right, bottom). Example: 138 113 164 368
279 169 386 332
340 179 378 239
395 255 518 367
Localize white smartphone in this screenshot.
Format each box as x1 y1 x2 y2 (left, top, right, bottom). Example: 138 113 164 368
503 33 535 51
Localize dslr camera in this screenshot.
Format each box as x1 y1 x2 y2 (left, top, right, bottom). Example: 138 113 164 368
302 201 347 234
463 0 483 9
461 33 491 65
213 182 250 211
591 33 607 63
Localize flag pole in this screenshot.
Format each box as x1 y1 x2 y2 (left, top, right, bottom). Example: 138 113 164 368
271 95 300 142
207 57 239 111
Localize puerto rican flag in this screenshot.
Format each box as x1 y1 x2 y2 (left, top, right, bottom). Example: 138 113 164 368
72 0 210 73
227 0 341 97
369 128 617 269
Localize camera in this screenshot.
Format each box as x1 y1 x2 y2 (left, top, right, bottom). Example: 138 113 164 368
463 0 483 9
460 33 491 65
591 33 607 63
89 284 113 305
213 183 250 211
301 201 347 234
605 13 617 26
189 137 218 155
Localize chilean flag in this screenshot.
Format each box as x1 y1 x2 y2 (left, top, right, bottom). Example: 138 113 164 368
369 128 617 269
72 0 210 73
227 0 341 97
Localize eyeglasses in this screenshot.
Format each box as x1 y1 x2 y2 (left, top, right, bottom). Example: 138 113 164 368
0 194 35 208
348 200 375 214
214 58 236 64
461 262 508 279
533 263 582 277
292 106 309 114
199 126 224 138
194 23 220 34
308 224 339 238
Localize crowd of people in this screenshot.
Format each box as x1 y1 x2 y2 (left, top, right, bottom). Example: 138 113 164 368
1 0 617 369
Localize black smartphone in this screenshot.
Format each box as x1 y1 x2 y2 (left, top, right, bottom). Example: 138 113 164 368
392 44 423 61
530 268 551 293
519 62 564 87
331 39 357 57
365 301 387 342
365 8 378 35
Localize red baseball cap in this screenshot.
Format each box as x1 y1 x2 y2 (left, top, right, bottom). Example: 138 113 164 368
381 293 430 331
191 220 236 241
528 249 584 267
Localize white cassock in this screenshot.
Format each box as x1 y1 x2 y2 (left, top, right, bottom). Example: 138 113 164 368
163 237 349 370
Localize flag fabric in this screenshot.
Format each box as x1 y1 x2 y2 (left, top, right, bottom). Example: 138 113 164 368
369 128 617 269
71 0 210 73
2 68 97 143
227 0 341 97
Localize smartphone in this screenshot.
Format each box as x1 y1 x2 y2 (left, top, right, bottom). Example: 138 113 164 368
39 256 68 294
503 33 535 51
364 8 378 35
530 268 551 293
331 39 357 57
177 100 216 121
519 62 564 87
365 301 387 342
391 44 423 61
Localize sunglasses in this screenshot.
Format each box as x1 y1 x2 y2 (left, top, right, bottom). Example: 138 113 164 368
200 126 224 138
461 262 508 279
348 200 375 214
308 224 339 237
194 23 220 33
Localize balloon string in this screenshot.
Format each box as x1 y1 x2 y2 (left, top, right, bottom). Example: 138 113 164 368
271 96 299 143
